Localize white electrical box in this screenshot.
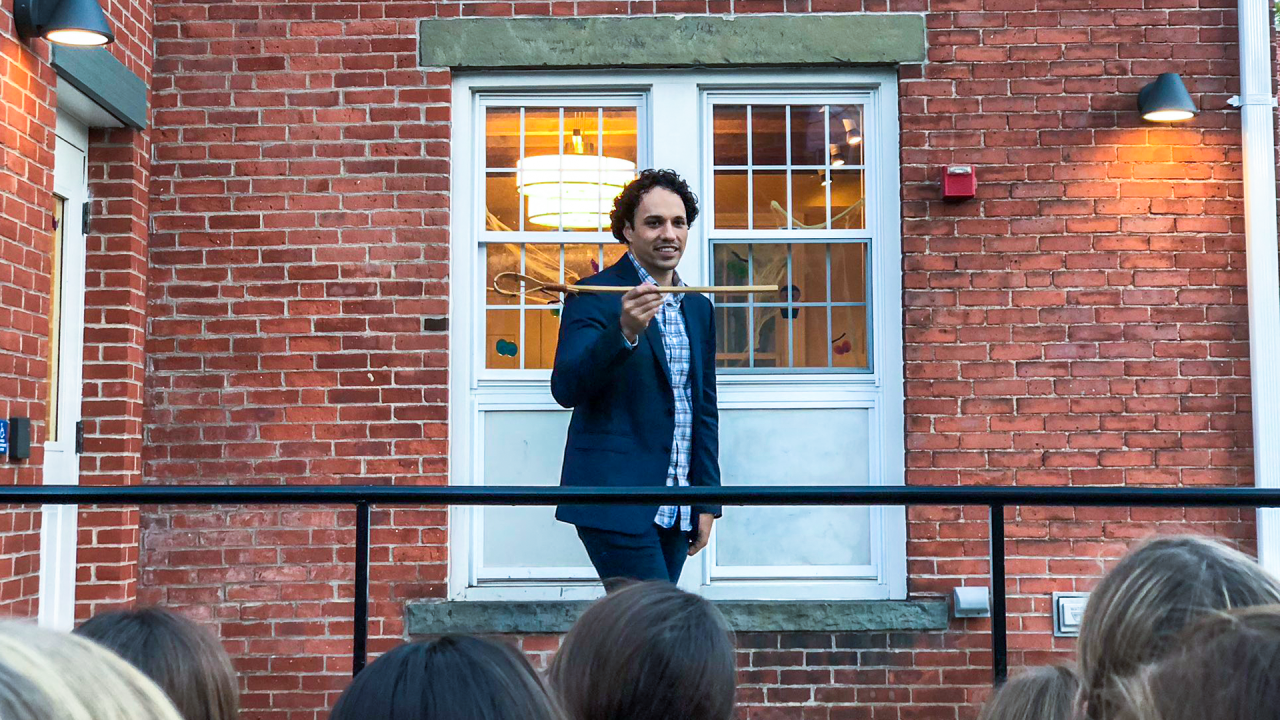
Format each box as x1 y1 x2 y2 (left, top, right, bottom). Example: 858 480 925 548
1053 592 1089 637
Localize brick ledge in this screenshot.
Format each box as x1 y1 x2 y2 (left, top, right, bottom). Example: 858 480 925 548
406 599 949 636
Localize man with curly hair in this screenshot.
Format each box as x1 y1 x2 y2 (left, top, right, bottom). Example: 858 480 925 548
551 169 721 589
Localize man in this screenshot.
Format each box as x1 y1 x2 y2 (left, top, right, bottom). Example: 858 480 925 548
551 168 721 589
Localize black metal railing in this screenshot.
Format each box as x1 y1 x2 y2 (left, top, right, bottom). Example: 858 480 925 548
7 484 1280 683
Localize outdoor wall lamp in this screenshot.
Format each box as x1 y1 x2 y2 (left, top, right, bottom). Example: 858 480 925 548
1138 73 1197 122
14 0 115 47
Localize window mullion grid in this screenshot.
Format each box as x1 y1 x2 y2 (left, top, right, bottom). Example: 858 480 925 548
597 107 604 233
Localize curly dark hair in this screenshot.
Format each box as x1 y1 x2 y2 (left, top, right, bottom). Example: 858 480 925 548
609 168 699 244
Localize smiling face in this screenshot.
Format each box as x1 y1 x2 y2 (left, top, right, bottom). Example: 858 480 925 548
622 186 688 286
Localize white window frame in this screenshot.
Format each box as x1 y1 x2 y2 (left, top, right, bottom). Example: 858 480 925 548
449 69 905 602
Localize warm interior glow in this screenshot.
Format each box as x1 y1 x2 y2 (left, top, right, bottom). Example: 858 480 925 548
517 154 635 229
1142 109 1195 122
44 28 111 46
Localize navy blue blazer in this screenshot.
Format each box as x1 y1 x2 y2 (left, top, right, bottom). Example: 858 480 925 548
551 257 722 534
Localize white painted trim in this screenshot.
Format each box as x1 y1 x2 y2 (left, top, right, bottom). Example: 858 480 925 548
1236 0 1280 572
39 111 90 630
449 69 907 601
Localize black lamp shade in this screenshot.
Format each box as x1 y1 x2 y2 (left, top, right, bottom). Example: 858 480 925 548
1138 73 1197 122
14 0 115 46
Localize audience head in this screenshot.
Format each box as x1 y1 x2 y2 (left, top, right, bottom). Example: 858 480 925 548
74 607 239 720
978 665 1079 720
549 581 737 720
0 620 183 720
330 635 564 720
1114 606 1280 720
1076 534 1280 719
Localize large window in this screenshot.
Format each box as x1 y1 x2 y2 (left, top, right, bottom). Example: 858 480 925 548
450 71 905 601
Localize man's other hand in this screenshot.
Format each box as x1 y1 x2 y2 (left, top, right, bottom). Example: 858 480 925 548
688 513 715 556
621 283 664 344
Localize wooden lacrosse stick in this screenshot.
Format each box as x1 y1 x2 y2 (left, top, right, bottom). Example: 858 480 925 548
493 272 779 299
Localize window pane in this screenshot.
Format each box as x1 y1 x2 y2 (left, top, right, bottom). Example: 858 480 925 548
485 243 520 306
564 244 601 285
485 172 519 231
486 309 520 369
831 242 868 304
523 108 560 160
830 168 866 229
791 243 828 303
795 303 831 368
832 305 869 370
482 411 591 570
829 105 864 167
751 105 788 166
751 306 790 369
751 170 787 230
525 309 561 369
790 170 828 229
485 107 521 168
602 108 638 165
712 243 750 305
524 244 563 298
790 105 827 166
713 170 748 229
751 242 788 288
603 243 627 267
715 305 749 368
712 105 748 166
716 408 872 568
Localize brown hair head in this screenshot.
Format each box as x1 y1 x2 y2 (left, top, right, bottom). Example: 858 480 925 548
1114 606 1280 720
978 665 1079 720
549 581 736 720
1076 534 1280 720
74 607 239 720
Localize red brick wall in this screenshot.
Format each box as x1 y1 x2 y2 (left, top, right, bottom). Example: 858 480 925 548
0 0 153 616
142 1 1262 719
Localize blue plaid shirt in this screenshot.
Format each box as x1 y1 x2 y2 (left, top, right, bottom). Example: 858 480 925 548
627 253 693 532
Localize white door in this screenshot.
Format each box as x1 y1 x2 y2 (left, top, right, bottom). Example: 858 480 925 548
38 112 89 630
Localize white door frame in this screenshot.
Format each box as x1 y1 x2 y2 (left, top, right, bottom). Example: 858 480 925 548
38 110 89 630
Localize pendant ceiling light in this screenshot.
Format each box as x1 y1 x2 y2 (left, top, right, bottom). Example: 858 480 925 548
517 129 635 230
14 0 115 46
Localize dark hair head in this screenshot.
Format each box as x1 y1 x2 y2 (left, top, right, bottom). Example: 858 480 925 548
1076 535 1280 720
1114 606 1280 720
330 635 564 720
610 169 699 243
549 581 736 720
978 665 1079 720
73 607 238 720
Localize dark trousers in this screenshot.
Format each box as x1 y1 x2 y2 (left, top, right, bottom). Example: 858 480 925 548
577 523 690 591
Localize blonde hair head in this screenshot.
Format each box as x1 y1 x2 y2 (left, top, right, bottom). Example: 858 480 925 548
978 665 1079 720
0 621 184 720
1076 535 1280 720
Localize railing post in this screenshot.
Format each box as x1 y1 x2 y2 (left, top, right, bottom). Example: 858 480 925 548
989 502 1007 685
353 501 371 676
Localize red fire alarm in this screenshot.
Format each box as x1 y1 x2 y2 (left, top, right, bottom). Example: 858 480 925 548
942 165 977 201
